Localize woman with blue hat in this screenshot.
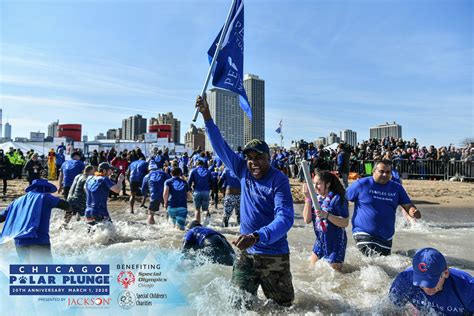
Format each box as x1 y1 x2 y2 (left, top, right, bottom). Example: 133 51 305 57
0 179 71 262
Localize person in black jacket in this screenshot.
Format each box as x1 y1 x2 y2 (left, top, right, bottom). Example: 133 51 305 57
0 149 12 195
24 153 44 184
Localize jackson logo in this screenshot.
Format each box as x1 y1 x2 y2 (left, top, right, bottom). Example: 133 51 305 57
418 262 428 272
67 297 111 307
117 271 135 289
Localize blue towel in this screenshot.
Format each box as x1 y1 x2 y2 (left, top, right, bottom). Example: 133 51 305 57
0 192 45 244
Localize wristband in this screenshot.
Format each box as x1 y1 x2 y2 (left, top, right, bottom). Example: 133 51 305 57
305 198 312 203
326 212 330 220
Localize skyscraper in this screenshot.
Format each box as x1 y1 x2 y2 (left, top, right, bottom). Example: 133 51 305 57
0 109 3 138
122 115 147 140
48 120 59 138
205 88 244 151
340 129 357 147
327 132 340 145
4 122 12 141
243 74 265 144
185 124 205 151
370 122 402 140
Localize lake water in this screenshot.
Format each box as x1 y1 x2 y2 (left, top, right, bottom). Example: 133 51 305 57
1 200 472 315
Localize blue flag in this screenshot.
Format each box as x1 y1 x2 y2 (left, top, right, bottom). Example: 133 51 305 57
208 0 252 120
275 120 282 134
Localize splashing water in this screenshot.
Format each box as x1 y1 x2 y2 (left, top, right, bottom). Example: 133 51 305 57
1 201 472 315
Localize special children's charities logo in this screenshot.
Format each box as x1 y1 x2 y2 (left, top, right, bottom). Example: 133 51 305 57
9 264 110 296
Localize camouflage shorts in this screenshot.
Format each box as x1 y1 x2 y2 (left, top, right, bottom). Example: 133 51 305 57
231 251 294 307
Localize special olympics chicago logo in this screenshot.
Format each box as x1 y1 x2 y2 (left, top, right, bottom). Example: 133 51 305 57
418 262 428 272
117 271 135 289
117 290 136 309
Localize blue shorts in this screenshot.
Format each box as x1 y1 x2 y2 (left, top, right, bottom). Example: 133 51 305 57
313 235 347 263
192 191 210 210
167 207 187 229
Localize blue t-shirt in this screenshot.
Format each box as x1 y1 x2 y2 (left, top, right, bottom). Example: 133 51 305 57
389 267 474 315
85 176 115 217
346 177 411 240
13 193 60 246
205 119 294 255
312 194 348 254
141 170 170 202
61 160 85 187
55 153 65 166
188 166 212 192
128 160 148 183
165 177 189 208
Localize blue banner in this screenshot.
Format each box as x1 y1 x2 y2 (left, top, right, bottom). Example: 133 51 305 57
208 0 252 119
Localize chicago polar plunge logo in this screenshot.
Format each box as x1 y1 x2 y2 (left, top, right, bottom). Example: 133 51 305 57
117 290 136 309
117 271 136 289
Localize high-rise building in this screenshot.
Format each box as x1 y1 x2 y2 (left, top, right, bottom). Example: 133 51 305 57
327 132 340 145
48 120 59 138
315 137 327 147
340 129 357 147
106 129 118 140
4 122 12 141
149 112 181 143
206 88 244 151
185 124 206 152
370 122 402 140
0 109 3 138
243 74 265 144
122 115 147 140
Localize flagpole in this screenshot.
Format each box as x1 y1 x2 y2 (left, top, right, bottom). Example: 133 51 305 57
192 0 239 122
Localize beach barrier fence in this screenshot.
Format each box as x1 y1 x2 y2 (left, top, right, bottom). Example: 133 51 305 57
322 159 473 180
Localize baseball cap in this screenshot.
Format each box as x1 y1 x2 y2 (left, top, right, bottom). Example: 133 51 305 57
98 162 112 172
243 139 270 156
412 248 447 288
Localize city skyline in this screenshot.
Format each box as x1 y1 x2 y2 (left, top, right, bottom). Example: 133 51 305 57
0 0 472 147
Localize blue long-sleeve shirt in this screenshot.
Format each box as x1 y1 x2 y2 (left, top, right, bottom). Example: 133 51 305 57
205 119 294 255
188 166 212 192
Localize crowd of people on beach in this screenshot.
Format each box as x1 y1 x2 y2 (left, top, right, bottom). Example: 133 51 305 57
0 100 473 313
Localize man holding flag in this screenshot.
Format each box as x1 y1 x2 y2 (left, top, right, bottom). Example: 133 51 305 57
193 0 295 307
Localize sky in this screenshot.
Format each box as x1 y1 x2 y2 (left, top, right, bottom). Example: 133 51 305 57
0 0 472 147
